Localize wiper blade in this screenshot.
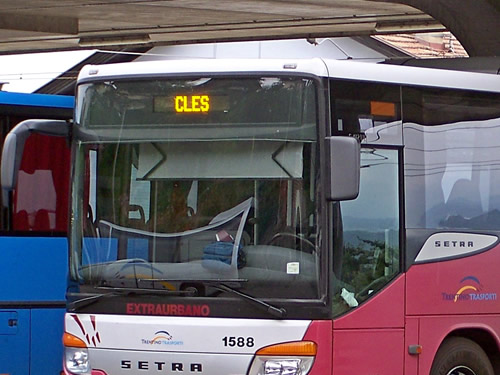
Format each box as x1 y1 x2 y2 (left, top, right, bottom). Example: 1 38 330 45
70 280 286 318
67 287 194 311
137 278 247 284
211 283 287 319
139 278 287 318
67 292 119 311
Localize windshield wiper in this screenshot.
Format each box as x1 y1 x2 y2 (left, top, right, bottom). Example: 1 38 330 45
67 287 194 311
139 278 286 318
69 280 287 318
210 283 287 319
67 291 120 311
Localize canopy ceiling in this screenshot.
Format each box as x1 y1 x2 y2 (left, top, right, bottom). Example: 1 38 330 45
0 0 444 54
1 0 498 56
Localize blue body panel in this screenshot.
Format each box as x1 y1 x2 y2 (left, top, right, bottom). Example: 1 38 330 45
0 91 74 374
0 237 68 301
31 308 67 375
0 309 30 374
0 237 68 374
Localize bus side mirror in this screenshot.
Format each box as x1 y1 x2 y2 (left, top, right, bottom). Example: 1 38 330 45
326 136 360 201
1 119 70 204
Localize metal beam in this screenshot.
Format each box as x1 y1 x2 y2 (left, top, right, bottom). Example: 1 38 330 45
0 1 497 56
369 0 500 56
0 12 78 35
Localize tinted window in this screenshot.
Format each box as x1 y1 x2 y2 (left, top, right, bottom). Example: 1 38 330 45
403 87 500 229
330 79 402 145
332 147 401 316
12 133 70 233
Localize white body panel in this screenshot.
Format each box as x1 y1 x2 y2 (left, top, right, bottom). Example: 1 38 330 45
65 314 310 374
323 59 500 93
415 232 499 262
89 349 252 375
78 58 329 82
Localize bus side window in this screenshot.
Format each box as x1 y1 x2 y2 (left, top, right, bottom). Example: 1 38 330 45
12 133 70 234
339 148 401 296
330 79 402 145
330 79 403 313
403 87 500 230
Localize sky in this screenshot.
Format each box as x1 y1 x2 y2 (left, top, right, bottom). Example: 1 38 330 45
0 50 95 93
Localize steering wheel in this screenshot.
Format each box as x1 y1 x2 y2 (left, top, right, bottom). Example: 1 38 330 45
267 232 317 253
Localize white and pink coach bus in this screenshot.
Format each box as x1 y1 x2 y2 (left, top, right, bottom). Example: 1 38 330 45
49 58 500 375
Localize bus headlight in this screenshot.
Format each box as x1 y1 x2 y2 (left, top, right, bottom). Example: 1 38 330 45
63 332 91 374
65 347 90 374
249 357 314 375
248 341 317 375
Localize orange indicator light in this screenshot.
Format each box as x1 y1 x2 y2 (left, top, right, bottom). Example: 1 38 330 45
63 332 87 348
256 341 317 356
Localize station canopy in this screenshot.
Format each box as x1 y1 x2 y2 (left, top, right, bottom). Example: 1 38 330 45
0 0 446 54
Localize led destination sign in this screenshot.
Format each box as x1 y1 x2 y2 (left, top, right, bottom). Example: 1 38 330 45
154 94 228 114
174 95 210 113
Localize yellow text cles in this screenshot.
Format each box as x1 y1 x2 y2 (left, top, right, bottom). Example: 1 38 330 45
174 95 210 113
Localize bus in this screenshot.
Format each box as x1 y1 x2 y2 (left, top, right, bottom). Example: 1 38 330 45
0 91 73 374
4 58 499 375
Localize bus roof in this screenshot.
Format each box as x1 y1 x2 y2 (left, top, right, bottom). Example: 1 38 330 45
78 58 500 94
324 59 500 94
0 91 74 109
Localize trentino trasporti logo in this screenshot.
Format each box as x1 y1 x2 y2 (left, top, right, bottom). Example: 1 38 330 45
442 276 497 303
141 330 184 346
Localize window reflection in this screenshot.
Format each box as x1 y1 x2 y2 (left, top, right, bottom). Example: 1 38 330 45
333 148 400 315
403 87 500 230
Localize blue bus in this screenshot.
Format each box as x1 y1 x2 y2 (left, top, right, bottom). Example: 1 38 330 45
0 91 73 374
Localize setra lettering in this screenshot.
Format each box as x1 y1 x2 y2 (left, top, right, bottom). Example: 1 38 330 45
121 360 203 372
435 240 473 248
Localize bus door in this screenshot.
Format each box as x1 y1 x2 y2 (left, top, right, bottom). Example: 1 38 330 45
329 80 405 374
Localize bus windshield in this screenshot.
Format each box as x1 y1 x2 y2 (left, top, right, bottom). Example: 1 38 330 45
70 76 321 312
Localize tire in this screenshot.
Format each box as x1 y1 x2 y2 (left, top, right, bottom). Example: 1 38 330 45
430 337 494 375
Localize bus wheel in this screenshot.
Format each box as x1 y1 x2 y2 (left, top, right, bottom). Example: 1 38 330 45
430 337 494 375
